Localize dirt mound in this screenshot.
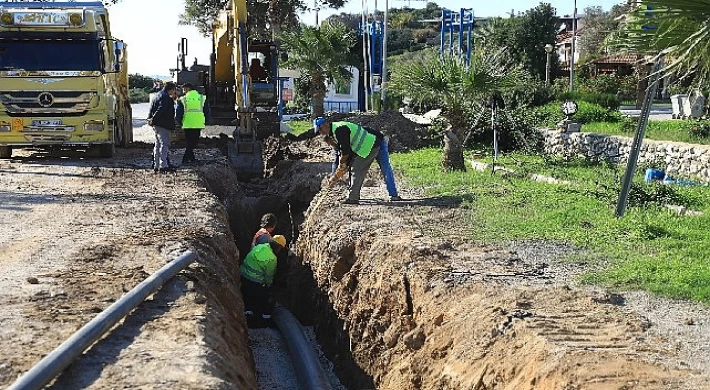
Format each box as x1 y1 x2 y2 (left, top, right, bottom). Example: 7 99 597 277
327 111 433 152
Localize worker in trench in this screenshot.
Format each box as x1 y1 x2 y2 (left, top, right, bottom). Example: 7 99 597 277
314 117 403 204
251 213 278 248
240 234 287 327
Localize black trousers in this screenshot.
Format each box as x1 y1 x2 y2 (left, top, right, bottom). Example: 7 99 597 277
241 277 273 318
183 128 201 162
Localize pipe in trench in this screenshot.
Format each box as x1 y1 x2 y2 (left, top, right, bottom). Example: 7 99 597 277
8 251 197 390
272 304 332 390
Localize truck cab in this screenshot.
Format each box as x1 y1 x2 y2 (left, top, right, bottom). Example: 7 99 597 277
0 1 131 158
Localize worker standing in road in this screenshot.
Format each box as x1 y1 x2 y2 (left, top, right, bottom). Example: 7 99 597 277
240 235 287 327
147 82 177 173
176 83 210 165
314 117 402 204
252 213 278 248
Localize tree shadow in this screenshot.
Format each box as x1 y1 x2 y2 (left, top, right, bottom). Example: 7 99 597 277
47 279 187 389
357 194 474 208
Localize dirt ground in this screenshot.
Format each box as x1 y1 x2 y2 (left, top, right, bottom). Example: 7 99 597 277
295 143 710 389
0 146 256 389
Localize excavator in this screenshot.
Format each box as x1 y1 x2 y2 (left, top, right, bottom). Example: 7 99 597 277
209 0 282 179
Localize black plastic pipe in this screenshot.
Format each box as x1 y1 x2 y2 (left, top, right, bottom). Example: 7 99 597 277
8 251 197 390
272 304 332 390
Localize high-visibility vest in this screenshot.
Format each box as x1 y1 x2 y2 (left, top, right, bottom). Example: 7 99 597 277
251 228 271 248
331 121 376 159
240 243 277 286
179 90 206 129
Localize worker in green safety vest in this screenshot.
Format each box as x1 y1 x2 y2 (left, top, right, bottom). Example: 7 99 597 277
240 234 286 327
176 83 210 164
314 117 402 204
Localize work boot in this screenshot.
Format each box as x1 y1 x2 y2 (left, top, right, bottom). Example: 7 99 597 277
390 195 403 201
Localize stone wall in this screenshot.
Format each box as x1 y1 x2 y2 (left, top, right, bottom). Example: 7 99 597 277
539 129 710 182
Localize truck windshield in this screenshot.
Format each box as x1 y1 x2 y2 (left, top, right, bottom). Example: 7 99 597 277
0 39 102 71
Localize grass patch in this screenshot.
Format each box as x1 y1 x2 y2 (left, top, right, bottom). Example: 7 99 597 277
583 120 710 145
391 148 710 302
286 119 313 137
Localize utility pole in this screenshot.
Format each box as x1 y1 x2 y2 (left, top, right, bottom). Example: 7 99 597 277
616 56 664 217
362 0 370 111
380 0 389 110
314 0 320 26
569 0 577 93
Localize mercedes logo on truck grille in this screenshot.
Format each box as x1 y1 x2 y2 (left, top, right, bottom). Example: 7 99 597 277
37 92 54 107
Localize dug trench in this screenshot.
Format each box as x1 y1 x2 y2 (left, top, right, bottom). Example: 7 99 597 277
204 135 710 389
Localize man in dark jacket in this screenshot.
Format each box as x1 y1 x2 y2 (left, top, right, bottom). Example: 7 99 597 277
147 82 177 173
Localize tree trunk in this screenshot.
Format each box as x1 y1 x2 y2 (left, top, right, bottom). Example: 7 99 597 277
442 130 466 171
311 75 326 118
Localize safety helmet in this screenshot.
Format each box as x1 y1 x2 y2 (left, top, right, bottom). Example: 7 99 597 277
313 117 326 134
272 235 287 248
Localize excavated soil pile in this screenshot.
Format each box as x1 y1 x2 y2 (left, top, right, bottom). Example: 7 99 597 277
294 182 710 389
327 111 434 152
0 149 257 389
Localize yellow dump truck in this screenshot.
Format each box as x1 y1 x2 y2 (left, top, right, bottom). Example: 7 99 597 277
0 1 131 158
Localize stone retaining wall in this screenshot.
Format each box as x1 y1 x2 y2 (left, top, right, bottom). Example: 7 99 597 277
540 129 710 182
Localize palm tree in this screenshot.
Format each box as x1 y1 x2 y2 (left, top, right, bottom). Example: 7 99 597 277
613 0 710 86
389 49 523 171
279 21 356 118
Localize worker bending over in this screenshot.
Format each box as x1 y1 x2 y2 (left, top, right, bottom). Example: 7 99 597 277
240 235 287 327
252 213 278 248
314 117 402 204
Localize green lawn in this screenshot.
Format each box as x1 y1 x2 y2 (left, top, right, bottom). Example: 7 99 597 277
285 119 313 137
583 120 710 145
391 148 710 303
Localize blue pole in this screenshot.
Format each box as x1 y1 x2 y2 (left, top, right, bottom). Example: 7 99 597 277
458 8 464 58
440 10 446 57
466 9 473 65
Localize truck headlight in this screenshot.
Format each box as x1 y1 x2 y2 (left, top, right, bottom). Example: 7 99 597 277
0 125 10 132
69 13 83 26
83 120 104 131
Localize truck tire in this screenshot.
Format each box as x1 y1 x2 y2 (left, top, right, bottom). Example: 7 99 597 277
95 144 114 158
0 146 11 159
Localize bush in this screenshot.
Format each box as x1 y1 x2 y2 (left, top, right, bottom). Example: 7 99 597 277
578 74 619 95
129 88 149 104
501 79 557 109
681 119 710 138
532 101 622 127
467 107 543 152
559 91 620 110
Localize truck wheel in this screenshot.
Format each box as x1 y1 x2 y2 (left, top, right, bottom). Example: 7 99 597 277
0 146 11 159
96 144 114 158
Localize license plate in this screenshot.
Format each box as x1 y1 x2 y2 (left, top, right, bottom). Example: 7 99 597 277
32 119 62 126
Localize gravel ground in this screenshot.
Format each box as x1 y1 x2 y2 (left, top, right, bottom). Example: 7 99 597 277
248 326 345 390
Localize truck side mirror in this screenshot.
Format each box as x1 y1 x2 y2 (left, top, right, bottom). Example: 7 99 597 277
280 52 288 62
113 41 124 72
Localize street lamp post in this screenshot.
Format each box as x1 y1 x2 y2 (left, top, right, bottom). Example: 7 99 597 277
381 0 389 110
569 0 577 93
545 43 554 86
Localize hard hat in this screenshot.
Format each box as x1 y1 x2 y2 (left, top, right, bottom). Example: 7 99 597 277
313 117 326 134
272 235 287 248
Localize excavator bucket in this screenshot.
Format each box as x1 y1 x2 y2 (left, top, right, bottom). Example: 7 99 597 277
226 115 264 179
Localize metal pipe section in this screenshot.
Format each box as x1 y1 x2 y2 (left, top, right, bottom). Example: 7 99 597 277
272 304 332 390
8 251 197 390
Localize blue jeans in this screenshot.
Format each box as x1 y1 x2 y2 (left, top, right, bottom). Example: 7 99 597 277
376 139 399 197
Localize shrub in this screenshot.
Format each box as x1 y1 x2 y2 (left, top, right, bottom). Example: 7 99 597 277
681 119 710 138
559 91 620 110
579 74 619 95
619 116 639 133
467 107 543 152
501 78 557 109
129 88 149 104
532 101 622 127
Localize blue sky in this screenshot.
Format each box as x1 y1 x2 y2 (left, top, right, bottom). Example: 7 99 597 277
110 0 622 76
